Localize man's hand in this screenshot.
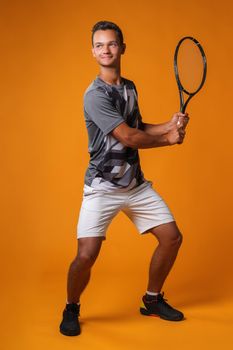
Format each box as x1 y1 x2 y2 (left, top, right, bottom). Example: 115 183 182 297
166 112 189 145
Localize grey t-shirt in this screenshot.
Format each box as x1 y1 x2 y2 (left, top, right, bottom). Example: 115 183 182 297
83 76 146 192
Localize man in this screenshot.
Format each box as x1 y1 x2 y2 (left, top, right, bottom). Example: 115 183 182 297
60 20 189 336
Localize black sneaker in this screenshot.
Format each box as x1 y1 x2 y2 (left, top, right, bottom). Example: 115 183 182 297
140 292 184 321
59 303 81 336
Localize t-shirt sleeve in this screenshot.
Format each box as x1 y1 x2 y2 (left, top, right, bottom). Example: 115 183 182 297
84 89 125 136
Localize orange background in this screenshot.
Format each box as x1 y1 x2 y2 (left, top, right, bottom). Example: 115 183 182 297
1 0 233 349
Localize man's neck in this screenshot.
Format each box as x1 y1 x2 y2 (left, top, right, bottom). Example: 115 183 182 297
98 67 122 86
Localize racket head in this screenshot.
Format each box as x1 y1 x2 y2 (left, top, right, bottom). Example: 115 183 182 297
174 36 207 112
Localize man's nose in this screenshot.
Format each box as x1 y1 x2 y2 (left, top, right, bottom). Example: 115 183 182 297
103 44 110 53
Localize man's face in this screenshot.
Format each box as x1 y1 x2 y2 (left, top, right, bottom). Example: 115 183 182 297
92 29 125 68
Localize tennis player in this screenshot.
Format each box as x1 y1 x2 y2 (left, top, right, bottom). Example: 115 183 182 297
60 20 189 336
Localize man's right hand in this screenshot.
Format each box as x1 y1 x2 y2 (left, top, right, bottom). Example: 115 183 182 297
166 112 189 145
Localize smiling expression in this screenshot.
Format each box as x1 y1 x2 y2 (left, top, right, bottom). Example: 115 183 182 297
92 29 126 68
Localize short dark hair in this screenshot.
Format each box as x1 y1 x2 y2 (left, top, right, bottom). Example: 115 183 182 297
91 21 124 46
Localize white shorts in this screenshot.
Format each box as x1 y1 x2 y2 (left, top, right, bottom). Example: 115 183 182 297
77 181 175 240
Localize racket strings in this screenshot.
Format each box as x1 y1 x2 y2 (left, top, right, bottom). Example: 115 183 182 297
176 40 205 94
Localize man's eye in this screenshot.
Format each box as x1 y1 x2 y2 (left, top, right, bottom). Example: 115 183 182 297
95 44 102 48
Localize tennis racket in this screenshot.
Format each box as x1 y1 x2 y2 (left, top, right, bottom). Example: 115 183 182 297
174 36 207 113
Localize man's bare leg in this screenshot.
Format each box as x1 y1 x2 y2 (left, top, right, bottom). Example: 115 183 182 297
60 237 103 336
67 237 104 303
140 221 184 321
147 221 183 292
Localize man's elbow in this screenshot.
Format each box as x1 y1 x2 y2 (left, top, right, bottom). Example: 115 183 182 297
114 134 138 149
111 129 138 149
122 135 138 149
118 136 138 149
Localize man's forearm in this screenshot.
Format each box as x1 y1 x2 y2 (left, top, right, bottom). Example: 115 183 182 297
142 122 170 136
111 117 184 149
123 127 169 149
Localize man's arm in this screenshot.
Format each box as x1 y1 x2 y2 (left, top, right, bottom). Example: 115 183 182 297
111 122 170 149
142 122 170 135
142 114 189 136
111 112 188 149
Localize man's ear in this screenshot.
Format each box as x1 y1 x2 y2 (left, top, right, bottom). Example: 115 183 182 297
121 43 126 54
92 47 96 58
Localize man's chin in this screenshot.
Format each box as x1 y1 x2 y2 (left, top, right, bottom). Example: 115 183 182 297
100 63 117 68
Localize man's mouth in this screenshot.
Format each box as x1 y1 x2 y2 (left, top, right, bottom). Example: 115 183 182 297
101 56 112 59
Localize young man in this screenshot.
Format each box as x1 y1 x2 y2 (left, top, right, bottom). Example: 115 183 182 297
60 21 189 336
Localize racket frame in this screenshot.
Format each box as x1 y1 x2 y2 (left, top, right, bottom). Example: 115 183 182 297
174 36 207 113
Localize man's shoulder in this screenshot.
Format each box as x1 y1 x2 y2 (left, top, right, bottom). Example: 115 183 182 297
83 80 97 96
84 78 108 99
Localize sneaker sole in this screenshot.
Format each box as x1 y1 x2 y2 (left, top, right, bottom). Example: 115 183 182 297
140 307 184 321
60 327 81 336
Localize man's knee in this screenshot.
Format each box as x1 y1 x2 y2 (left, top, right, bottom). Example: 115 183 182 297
153 223 183 248
72 237 103 269
74 252 97 269
175 231 183 247
167 230 183 248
